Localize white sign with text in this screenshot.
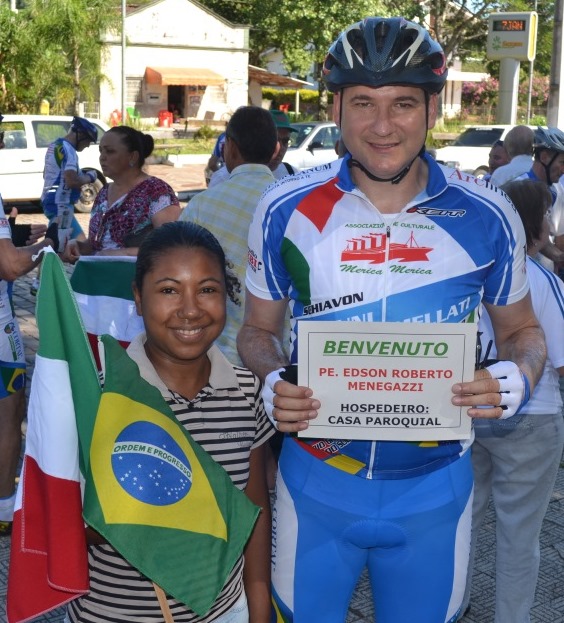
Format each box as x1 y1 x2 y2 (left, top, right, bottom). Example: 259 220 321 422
297 321 477 441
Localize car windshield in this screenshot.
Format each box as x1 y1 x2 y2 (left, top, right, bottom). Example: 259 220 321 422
452 128 504 147
289 123 316 148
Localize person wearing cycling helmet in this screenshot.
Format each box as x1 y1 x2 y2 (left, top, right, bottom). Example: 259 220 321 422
237 17 545 623
39 116 99 261
514 126 564 275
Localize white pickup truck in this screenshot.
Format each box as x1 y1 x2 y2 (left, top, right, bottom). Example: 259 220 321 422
0 114 109 212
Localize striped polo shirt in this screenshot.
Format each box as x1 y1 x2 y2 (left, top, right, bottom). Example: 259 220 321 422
67 334 274 622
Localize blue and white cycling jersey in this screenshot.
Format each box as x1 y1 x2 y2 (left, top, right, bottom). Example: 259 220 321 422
246 153 529 479
40 138 81 218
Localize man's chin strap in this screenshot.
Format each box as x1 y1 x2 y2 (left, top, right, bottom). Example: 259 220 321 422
348 145 425 184
542 151 560 185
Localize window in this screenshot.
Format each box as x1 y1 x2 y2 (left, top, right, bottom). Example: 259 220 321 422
32 120 71 148
127 78 143 104
2 122 27 149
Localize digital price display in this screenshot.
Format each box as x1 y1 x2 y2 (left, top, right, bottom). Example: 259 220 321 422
492 19 526 32
487 12 537 61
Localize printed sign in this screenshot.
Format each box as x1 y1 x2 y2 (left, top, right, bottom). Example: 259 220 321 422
297 321 477 441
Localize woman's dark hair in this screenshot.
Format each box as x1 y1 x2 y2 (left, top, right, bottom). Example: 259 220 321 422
109 125 154 168
500 179 552 248
135 221 241 305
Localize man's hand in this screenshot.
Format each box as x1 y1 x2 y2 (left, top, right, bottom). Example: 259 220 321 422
451 362 530 419
8 208 32 247
83 170 98 184
261 367 320 433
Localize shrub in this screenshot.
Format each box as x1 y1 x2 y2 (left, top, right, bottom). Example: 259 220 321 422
193 125 216 140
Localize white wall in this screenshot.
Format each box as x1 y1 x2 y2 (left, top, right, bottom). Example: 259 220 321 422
99 0 249 123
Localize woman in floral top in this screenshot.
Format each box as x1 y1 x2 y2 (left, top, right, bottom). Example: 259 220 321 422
62 126 180 262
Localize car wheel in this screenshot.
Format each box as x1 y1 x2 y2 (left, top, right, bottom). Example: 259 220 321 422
75 172 104 213
473 166 489 178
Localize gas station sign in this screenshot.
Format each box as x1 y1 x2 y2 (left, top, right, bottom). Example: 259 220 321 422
487 12 538 61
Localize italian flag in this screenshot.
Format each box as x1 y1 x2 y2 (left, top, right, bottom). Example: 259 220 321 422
69 255 144 368
7 250 101 623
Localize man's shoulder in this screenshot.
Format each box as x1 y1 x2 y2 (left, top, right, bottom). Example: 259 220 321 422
261 159 343 204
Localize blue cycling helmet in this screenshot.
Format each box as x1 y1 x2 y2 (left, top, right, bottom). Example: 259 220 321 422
533 126 564 154
323 17 447 94
70 116 98 143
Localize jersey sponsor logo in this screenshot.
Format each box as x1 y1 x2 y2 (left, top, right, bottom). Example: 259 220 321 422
341 231 432 264
406 206 466 217
303 292 364 316
247 247 262 273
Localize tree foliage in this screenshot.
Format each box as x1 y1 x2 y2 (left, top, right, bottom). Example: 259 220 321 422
201 0 554 118
0 0 120 114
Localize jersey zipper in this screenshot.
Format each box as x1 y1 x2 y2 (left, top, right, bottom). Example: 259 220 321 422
367 225 392 479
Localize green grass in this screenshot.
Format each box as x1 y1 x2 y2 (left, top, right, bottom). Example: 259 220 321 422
152 137 217 157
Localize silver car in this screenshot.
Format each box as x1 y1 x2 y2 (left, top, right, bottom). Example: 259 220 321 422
284 121 341 172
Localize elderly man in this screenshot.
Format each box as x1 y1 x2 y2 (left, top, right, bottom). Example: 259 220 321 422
179 105 278 365
490 125 534 186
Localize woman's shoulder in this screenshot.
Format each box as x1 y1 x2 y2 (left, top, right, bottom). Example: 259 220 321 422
144 175 176 193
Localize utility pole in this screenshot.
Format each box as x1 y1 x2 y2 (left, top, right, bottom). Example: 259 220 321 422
121 0 126 125
547 0 564 127
526 0 538 122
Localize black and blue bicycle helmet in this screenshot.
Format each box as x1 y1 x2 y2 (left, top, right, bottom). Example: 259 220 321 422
70 116 98 143
323 17 447 94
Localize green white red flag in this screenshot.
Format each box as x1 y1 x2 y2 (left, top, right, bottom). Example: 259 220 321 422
7 250 101 622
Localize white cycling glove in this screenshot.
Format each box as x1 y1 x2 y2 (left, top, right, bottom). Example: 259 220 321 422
485 361 531 419
261 365 298 429
262 368 286 429
83 170 97 184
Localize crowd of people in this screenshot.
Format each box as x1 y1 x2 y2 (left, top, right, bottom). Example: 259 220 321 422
2 14 564 623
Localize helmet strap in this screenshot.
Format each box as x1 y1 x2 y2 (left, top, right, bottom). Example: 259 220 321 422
348 146 425 184
543 151 559 185
345 90 429 185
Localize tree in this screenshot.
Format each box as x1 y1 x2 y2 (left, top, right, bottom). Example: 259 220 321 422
202 0 553 119
22 0 121 114
202 0 423 119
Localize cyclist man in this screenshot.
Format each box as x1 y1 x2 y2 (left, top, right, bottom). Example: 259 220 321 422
237 17 545 623
40 116 98 257
515 126 564 275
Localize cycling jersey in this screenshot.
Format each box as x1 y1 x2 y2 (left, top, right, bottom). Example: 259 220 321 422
246 153 529 479
41 138 82 216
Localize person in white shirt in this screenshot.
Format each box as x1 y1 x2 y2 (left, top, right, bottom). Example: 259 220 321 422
490 125 534 187
209 110 297 187
462 179 564 623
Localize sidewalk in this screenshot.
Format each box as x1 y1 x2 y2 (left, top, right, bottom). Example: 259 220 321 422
2 163 564 622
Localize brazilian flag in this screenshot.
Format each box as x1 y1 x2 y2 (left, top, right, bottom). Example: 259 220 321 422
82 335 260 616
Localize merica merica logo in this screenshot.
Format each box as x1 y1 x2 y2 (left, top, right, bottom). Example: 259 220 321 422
341 231 432 264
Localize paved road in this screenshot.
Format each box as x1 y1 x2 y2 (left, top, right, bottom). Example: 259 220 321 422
2 163 564 622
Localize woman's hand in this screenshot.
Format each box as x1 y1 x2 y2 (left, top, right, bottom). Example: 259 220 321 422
62 239 82 264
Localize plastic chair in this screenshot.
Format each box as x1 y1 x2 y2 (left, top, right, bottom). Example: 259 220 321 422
126 107 141 124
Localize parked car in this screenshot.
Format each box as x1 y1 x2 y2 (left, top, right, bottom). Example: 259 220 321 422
0 114 109 212
434 124 536 177
284 121 341 171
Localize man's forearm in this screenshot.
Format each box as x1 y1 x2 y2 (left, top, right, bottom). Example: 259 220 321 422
237 325 289 382
497 326 546 390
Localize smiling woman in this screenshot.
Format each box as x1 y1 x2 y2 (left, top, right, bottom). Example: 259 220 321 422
64 220 274 623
